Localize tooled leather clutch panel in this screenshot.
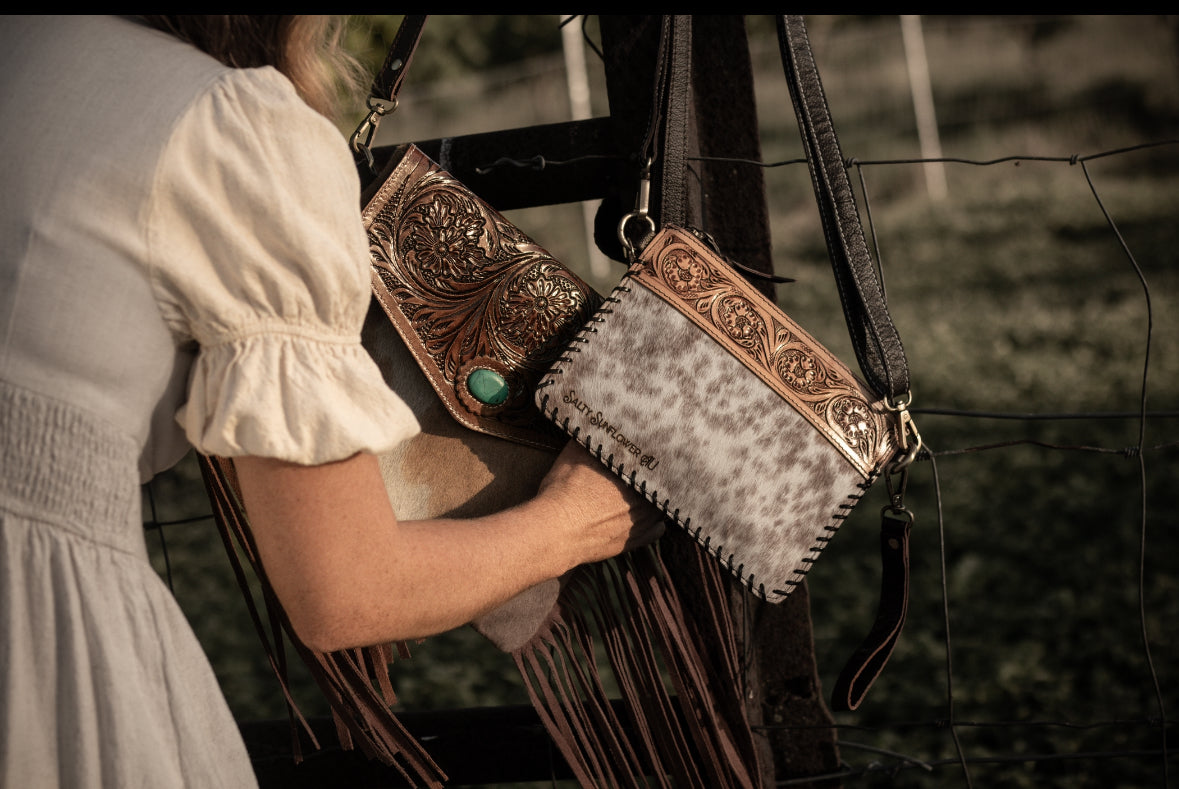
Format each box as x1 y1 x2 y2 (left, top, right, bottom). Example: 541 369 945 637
364 144 602 450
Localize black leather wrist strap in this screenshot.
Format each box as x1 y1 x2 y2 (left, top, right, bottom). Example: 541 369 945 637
830 510 912 711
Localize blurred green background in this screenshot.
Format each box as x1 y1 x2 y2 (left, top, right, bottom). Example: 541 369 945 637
144 15 1178 788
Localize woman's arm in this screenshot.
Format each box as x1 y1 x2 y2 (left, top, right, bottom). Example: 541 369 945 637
232 442 663 652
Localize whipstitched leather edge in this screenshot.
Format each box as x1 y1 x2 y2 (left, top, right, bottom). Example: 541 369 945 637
631 226 901 479
771 469 881 602
535 274 875 603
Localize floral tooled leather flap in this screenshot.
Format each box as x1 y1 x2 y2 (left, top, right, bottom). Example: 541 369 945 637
363 144 602 450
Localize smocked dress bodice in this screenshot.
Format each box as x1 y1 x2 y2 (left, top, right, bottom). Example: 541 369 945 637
0 15 419 786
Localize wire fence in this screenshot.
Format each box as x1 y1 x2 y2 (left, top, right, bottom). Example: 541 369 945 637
742 139 1173 788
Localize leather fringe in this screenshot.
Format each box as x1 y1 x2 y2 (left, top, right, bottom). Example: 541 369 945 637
198 454 447 788
514 539 761 788
201 453 757 787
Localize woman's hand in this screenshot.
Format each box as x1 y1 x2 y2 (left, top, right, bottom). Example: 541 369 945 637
535 441 665 569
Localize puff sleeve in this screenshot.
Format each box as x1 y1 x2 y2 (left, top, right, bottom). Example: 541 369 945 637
148 67 420 463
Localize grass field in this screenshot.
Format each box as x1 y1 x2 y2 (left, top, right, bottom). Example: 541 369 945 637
145 15 1179 788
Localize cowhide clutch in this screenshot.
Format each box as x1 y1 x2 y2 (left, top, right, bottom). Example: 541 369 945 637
536 225 904 603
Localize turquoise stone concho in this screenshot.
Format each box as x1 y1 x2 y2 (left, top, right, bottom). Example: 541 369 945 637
466 368 509 406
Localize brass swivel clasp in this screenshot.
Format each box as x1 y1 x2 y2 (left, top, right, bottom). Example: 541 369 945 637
883 391 922 517
350 96 398 175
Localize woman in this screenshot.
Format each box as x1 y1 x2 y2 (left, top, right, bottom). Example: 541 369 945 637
0 15 661 787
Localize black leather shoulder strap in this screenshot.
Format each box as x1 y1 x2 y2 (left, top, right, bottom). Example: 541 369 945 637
777 15 910 400
657 15 693 229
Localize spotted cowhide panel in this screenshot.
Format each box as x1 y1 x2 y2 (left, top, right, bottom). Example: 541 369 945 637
536 226 901 604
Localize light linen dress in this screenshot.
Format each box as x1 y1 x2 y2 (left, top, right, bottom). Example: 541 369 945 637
0 15 419 787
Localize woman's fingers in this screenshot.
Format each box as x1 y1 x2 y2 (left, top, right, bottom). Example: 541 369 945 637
537 441 665 565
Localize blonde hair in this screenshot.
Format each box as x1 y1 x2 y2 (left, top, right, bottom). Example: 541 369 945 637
140 15 368 122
